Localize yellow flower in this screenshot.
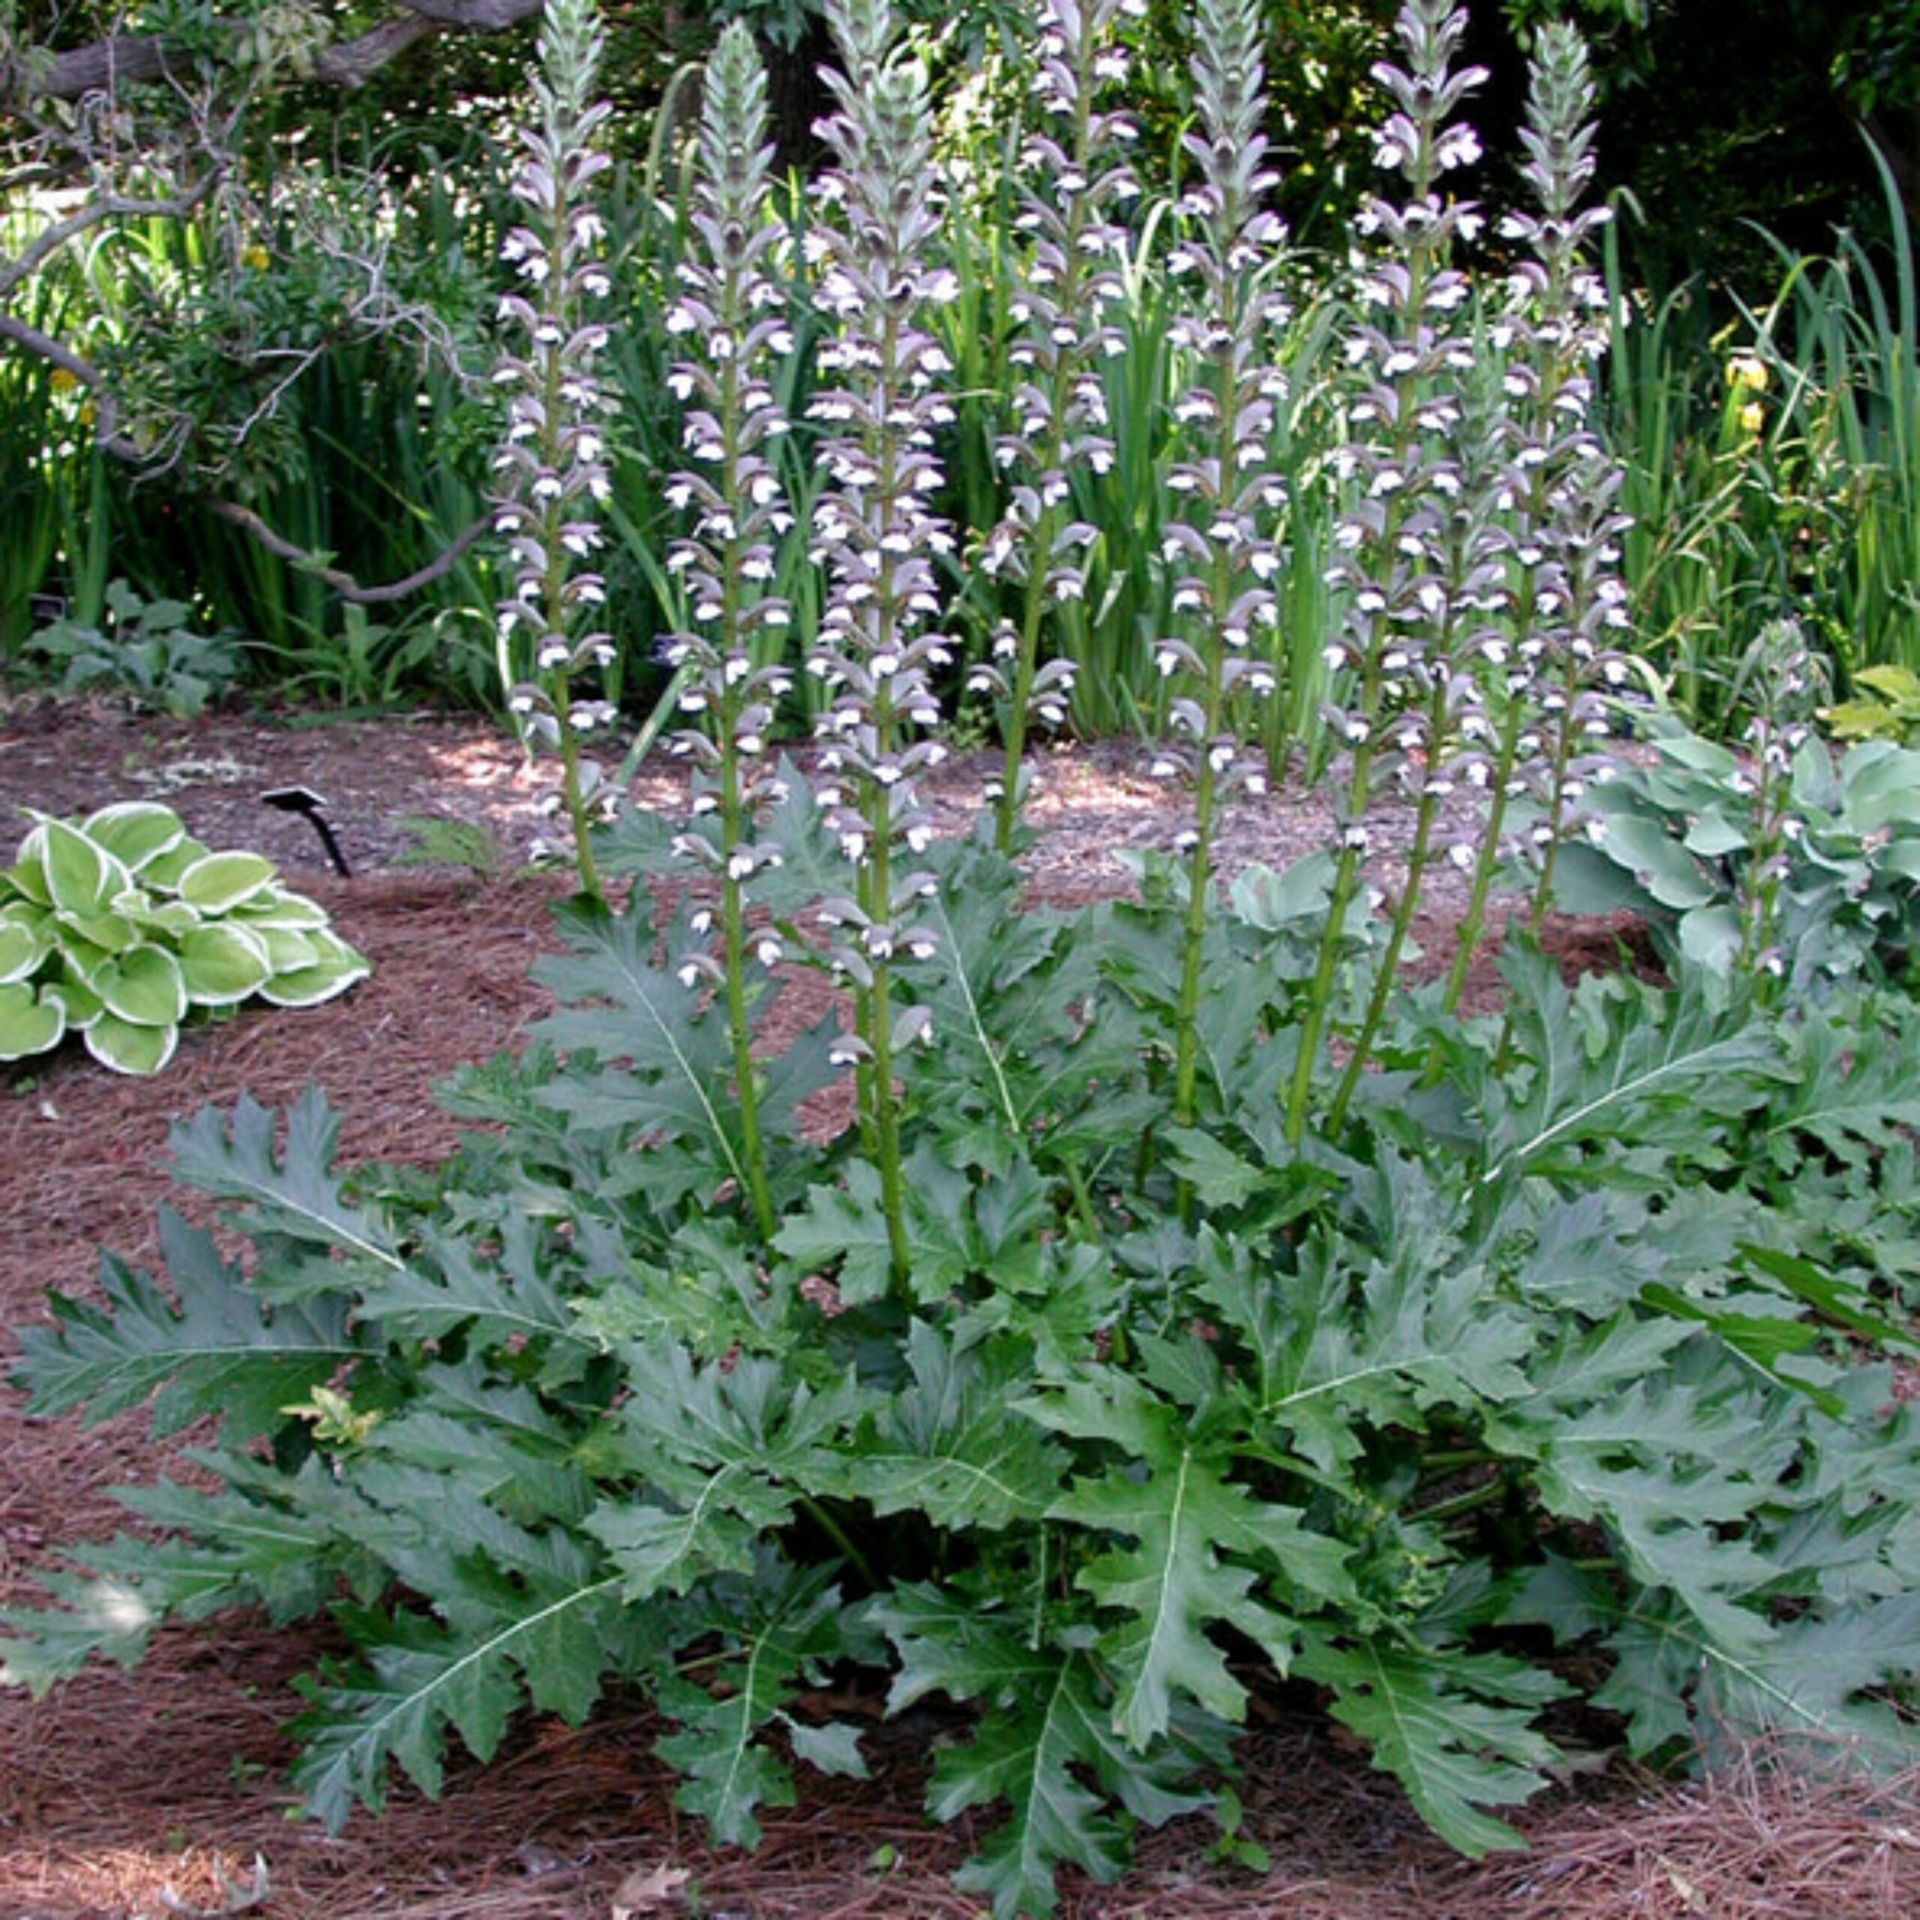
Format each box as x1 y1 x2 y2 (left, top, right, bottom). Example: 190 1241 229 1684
48 366 78 392
1739 400 1765 436
242 244 270 270
1726 352 1768 394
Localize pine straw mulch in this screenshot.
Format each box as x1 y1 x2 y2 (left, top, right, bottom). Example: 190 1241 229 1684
3 705 1920 1919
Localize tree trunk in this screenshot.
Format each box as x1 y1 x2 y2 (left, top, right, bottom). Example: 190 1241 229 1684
761 12 836 176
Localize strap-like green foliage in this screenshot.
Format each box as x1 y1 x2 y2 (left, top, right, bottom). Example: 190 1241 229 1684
8 826 1920 1915
0 803 368 1074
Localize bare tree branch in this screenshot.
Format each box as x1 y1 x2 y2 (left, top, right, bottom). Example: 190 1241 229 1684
313 16 437 88
0 313 495 605
1 4 524 605
371 0 544 30
204 498 497 603
9 34 190 102
0 175 222 304
0 308 103 387
4 0 545 106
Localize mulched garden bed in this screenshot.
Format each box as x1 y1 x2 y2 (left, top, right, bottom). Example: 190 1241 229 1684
2 696 1915 1920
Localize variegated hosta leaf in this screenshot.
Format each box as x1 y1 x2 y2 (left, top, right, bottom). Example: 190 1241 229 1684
0 805 367 1071
0 979 65 1060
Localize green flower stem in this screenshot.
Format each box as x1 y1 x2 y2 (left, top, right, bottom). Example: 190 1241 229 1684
551 664 604 905
994 492 1067 853
1172 541 1235 1131
714 301 777 1245
719 749 776 1245
539 210 600 908
860 908 913 1288
1737 719 1792 1002
798 1495 879 1590
536 189 604 907
1524 647 1585 925
1285 38 1445 1142
1285 678 1384 1145
1410 1476 1508 1527
858 306 913 1288
1329 672 1454 1132
1062 1158 1102 1240
1443 698 1522 1010
991 11 1105 852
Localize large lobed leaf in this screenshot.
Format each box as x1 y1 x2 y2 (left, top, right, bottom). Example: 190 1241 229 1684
654 1560 872 1849
585 1342 873 1598
13 1206 360 1438
167 1087 409 1291
878 1583 1223 1920
1028 1367 1351 1745
1292 1636 1564 1856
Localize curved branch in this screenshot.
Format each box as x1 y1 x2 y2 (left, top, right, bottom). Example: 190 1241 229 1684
0 175 223 304
312 16 437 88
0 309 108 386
203 498 497 603
0 314 496 605
5 0 545 105
374 0 544 28
8 34 182 100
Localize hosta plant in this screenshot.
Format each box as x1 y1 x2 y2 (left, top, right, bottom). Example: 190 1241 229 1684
0 802 368 1075
1549 716 1920 994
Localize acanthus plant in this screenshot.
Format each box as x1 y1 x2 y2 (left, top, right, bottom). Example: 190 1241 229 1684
490 0 618 902
801 0 956 1285
655 18 802 1245
1288 0 1495 1135
1717 622 1820 988
970 0 1142 850
1152 0 1291 1132
7 8 1920 1919
1447 15 1630 993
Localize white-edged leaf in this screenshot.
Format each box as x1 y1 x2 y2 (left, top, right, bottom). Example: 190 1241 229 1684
39 817 130 917
0 909 53 985
95 944 188 1027
43 971 103 1029
232 888 334 931
179 921 274 1006
178 850 279 913
83 801 187 872
84 1010 179 1075
138 835 213 891
258 928 370 1007
0 980 66 1060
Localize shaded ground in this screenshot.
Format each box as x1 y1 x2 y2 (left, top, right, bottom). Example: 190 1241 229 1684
1 698 1915 1919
